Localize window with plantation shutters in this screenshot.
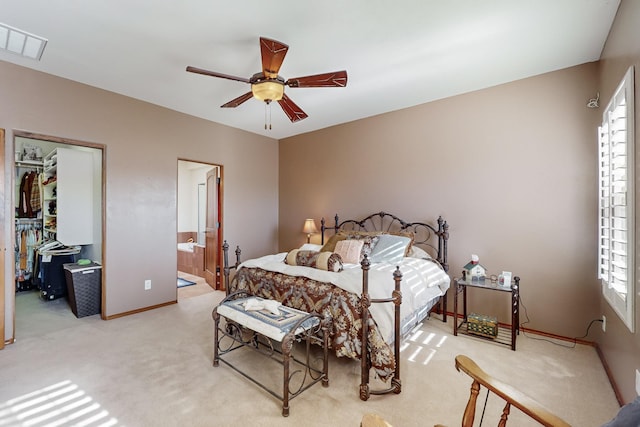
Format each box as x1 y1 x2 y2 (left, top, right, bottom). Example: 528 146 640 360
598 66 635 332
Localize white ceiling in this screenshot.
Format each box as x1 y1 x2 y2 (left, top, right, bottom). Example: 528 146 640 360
1 0 620 140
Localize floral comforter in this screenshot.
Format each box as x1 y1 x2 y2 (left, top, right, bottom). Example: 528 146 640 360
229 253 450 381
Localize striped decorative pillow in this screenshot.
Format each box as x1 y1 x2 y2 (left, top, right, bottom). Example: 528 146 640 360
284 250 343 272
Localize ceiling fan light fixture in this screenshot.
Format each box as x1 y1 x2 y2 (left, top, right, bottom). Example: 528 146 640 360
187 37 345 123
251 80 284 102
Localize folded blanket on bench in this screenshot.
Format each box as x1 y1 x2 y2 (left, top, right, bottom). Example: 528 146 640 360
217 296 320 342
243 297 282 315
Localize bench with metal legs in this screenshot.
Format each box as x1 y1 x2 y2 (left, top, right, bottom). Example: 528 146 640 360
212 291 330 417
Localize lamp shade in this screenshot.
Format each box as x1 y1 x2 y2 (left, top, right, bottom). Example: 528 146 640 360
303 219 318 234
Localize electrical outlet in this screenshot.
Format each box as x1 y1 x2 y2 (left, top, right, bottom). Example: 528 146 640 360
144 279 151 290
636 369 640 396
602 315 606 332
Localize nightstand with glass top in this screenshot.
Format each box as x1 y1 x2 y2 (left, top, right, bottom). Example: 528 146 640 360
452 274 520 351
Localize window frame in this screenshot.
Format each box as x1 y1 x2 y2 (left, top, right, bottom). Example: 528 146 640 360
598 66 635 332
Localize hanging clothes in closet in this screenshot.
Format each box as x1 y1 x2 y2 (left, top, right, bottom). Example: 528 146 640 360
15 222 43 291
17 170 42 218
15 163 43 291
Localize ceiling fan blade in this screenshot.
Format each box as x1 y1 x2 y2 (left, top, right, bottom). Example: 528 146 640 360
286 70 348 88
221 92 254 108
260 37 289 79
277 94 308 122
186 66 250 83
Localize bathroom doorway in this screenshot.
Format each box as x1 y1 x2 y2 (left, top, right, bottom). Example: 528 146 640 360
177 159 222 299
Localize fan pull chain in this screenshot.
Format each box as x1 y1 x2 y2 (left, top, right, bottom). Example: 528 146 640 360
263 102 273 130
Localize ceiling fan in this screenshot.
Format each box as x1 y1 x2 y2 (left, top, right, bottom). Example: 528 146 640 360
186 37 348 125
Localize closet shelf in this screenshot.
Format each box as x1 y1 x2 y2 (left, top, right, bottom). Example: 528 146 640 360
16 160 43 168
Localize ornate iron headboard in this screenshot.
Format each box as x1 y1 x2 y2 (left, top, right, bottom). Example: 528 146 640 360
320 211 449 272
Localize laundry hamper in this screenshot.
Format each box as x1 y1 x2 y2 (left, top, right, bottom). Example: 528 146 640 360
63 262 102 318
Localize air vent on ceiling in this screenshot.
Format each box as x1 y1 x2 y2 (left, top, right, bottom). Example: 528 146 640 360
0 22 47 60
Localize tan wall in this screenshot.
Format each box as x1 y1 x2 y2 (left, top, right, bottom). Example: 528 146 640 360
280 62 601 341
597 0 640 405
1 61 279 338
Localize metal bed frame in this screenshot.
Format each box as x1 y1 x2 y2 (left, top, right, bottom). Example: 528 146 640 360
222 211 450 401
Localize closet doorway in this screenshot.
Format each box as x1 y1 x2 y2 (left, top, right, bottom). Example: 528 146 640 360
176 159 222 300
10 131 104 342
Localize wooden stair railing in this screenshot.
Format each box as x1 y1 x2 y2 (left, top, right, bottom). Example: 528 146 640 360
436 355 571 427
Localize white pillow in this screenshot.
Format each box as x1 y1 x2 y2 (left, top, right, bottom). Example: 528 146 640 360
369 234 411 263
299 243 323 251
334 239 364 264
407 245 432 260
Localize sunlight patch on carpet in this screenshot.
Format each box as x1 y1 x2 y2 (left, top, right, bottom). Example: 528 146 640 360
0 380 120 426
400 323 447 366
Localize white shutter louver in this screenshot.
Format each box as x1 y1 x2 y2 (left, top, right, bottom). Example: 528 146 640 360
598 66 634 332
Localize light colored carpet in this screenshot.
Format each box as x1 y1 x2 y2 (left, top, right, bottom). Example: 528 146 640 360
1 290 620 427
178 271 214 300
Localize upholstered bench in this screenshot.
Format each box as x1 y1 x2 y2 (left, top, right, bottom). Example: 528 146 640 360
212 291 330 416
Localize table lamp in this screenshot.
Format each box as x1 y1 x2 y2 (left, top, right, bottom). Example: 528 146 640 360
302 218 318 243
